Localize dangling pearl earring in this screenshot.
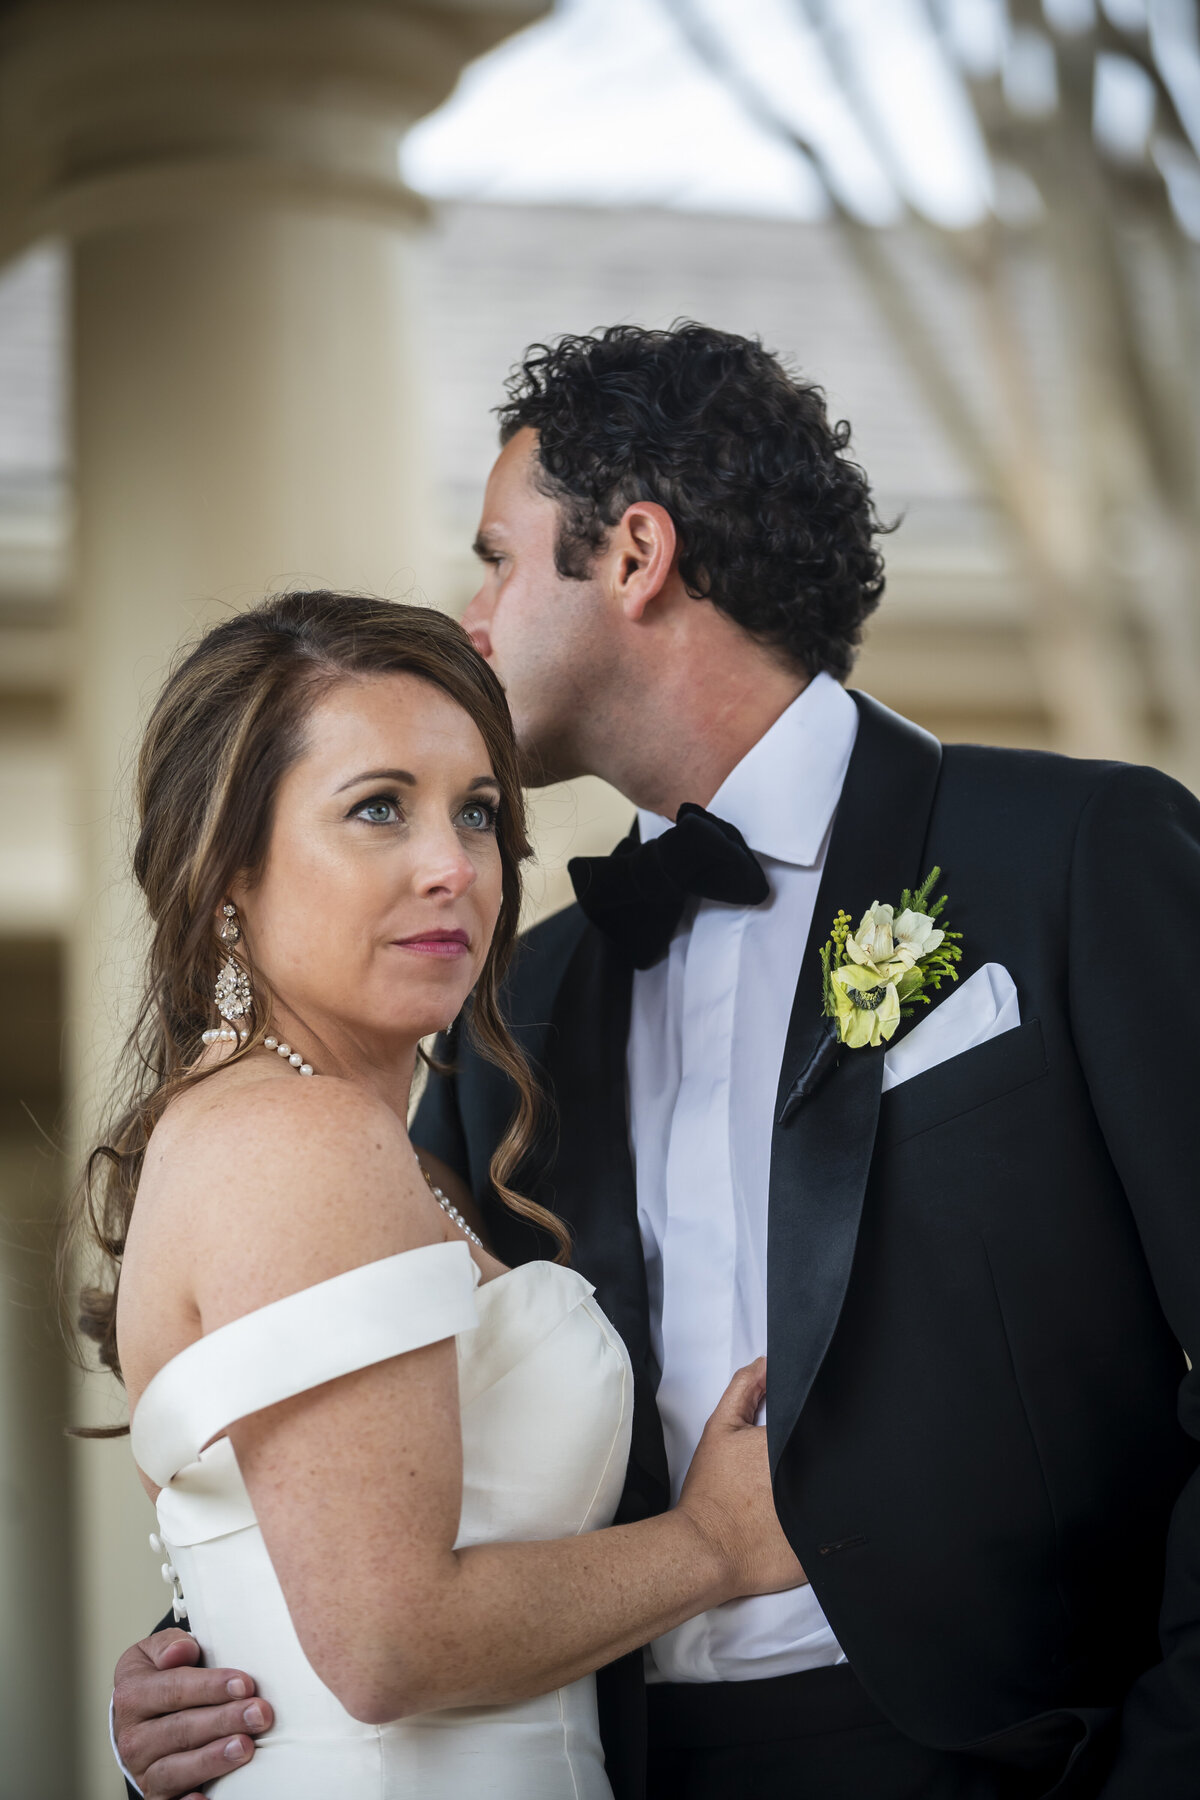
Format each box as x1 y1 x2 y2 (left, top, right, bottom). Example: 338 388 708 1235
204 902 252 1045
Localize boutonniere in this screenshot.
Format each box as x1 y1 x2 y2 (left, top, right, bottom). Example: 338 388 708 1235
819 866 963 1050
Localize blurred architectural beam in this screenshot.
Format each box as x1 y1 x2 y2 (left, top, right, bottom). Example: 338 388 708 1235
971 0 1200 785
668 0 1200 782
0 4 550 1793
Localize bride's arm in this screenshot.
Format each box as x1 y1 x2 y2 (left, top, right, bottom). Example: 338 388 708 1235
163 1078 797 1727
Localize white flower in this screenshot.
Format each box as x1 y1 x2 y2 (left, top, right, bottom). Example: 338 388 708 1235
845 900 944 975
844 903 897 973
891 907 945 965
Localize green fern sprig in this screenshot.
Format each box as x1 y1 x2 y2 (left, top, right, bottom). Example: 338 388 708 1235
820 908 853 1019
899 865 949 921
898 930 964 1016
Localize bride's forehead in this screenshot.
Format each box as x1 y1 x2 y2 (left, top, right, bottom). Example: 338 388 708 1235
297 675 492 768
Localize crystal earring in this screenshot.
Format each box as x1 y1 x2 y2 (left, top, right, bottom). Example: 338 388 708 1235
214 903 252 1023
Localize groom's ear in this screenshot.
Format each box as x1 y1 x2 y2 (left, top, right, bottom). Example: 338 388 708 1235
608 501 678 623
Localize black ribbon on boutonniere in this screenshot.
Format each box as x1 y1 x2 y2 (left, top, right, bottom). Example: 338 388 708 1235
778 1018 841 1123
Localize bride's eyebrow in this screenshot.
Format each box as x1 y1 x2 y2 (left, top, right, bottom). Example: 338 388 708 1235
335 767 416 793
334 770 501 795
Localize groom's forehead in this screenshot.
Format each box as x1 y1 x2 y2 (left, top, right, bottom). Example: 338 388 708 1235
477 434 553 532
487 427 540 495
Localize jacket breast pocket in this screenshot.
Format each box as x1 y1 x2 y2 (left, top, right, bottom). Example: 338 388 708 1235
877 1017 1048 1149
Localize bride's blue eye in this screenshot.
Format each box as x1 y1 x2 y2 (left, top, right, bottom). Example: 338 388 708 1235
353 796 401 826
459 801 498 832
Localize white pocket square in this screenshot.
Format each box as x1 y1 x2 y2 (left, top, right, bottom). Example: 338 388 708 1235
881 963 1020 1094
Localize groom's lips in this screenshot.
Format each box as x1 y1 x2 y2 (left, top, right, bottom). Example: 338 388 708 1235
392 928 470 959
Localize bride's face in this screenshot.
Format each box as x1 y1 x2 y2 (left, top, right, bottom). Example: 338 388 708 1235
233 672 505 1052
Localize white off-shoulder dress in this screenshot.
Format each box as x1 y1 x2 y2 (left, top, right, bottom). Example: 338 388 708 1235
130 1241 634 1797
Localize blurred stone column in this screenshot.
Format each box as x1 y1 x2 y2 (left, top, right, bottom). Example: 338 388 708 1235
0 3 547 1791
70 200 437 1796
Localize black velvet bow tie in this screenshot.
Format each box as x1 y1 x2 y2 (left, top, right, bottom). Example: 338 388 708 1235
568 803 769 970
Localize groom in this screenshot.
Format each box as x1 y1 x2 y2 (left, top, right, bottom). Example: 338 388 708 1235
113 323 1200 1799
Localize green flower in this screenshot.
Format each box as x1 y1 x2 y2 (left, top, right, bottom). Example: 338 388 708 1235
830 962 903 1048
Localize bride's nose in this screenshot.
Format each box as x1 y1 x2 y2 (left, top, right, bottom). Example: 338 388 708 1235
411 823 478 899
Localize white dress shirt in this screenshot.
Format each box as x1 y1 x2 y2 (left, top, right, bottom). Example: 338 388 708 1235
627 672 859 1683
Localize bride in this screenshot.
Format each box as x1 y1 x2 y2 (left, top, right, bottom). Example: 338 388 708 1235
74 590 804 1798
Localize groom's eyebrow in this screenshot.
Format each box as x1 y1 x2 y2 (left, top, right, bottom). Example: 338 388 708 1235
472 529 502 559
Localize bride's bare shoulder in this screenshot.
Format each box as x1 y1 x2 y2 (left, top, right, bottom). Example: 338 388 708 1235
150 1062 407 1176
135 1066 434 1323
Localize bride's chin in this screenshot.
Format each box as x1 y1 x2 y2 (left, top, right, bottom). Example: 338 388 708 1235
387 973 477 1025
365 1004 467 1046
322 976 475 1049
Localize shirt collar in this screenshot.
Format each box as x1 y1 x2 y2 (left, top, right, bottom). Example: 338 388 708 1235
637 673 859 868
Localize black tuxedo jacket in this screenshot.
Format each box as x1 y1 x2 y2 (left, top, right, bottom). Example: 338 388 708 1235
414 693 1200 1800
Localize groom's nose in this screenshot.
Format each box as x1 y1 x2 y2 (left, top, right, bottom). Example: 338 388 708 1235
461 592 493 661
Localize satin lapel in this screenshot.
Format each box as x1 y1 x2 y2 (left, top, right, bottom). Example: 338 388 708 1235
766 693 943 1472
536 921 671 1511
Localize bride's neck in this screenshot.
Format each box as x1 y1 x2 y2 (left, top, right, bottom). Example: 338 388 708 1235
266 1007 421 1120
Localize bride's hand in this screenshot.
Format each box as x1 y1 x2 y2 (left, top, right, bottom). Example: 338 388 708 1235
676 1358 807 1600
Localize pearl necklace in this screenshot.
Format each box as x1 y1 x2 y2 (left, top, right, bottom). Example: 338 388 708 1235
206 1026 483 1248
263 1033 314 1076
414 1156 484 1249
201 1024 314 1076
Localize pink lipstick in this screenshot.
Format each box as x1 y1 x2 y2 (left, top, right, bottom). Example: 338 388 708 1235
393 928 470 958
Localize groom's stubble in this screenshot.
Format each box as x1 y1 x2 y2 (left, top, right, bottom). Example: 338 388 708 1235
462 428 622 790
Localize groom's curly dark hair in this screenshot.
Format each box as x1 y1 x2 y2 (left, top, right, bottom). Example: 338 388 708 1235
496 321 889 681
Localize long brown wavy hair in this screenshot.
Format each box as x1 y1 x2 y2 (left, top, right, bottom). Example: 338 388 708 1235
67 591 565 1412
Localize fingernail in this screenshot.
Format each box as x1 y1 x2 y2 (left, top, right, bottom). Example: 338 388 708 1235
224 1738 248 1763
244 1702 265 1731
226 1677 248 1699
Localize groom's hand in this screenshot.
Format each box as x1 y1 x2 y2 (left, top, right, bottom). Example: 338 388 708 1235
113 1629 273 1799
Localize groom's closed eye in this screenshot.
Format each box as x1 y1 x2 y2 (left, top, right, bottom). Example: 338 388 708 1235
472 531 507 566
